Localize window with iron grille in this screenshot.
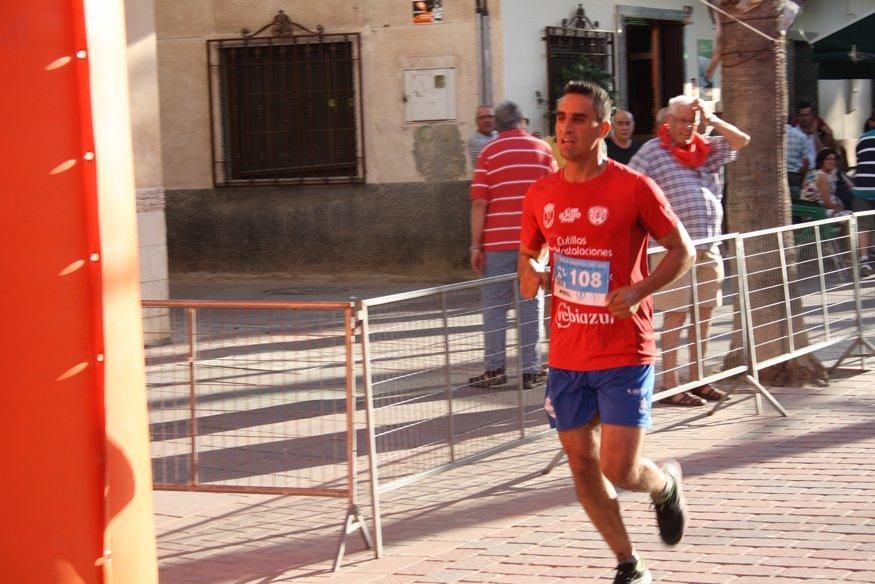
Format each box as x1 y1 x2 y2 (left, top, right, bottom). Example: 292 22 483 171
545 26 615 109
208 19 364 186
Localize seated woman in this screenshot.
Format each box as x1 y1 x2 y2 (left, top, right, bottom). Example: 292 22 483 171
800 148 851 217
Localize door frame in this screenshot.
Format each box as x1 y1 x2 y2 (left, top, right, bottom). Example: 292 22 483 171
614 5 690 110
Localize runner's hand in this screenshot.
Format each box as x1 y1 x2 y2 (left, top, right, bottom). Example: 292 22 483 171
605 285 642 318
519 259 549 299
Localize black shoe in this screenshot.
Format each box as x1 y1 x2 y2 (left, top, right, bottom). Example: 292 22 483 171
653 461 687 546
522 371 546 389
469 368 507 388
860 261 873 278
613 558 652 584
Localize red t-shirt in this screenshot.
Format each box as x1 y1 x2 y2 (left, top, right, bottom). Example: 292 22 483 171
520 160 678 371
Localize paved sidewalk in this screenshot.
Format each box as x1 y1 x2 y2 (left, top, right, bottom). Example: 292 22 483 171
154 348 875 584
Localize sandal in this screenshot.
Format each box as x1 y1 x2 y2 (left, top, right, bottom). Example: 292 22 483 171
664 391 706 407
690 383 728 402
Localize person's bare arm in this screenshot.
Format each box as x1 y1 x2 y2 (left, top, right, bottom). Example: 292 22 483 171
470 199 487 275
816 174 838 211
605 224 695 318
695 99 750 152
518 244 549 299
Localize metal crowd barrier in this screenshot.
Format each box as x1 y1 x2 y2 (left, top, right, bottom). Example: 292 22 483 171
141 299 372 571
142 212 875 566
357 277 552 556
649 233 750 407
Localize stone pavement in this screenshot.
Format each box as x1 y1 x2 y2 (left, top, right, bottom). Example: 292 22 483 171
153 346 875 583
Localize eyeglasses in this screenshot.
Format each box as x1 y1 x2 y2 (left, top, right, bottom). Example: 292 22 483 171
477 114 495 119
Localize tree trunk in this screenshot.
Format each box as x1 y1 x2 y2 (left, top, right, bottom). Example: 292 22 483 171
719 0 827 386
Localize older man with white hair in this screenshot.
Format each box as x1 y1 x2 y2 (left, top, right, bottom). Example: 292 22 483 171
629 95 750 407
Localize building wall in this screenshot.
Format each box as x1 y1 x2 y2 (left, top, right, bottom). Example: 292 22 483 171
167 181 472 275
126 0 170 332
155 1 504 275
501 0 721 138
156 0 497 188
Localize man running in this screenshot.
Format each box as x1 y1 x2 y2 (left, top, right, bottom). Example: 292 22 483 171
518 81 695 584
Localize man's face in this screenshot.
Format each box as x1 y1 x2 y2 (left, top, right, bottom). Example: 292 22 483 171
612 111 634 141
555 93 610 162
666 104 699 147
475 107 495 134
797 107 814 132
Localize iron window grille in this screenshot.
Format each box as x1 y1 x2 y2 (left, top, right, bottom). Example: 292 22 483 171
544 7 615 112
208 12 365 186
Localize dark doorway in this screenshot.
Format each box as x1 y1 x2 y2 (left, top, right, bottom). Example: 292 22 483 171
624 19 684 136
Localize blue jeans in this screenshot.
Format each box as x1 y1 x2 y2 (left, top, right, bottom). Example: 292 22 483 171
482 251 543 373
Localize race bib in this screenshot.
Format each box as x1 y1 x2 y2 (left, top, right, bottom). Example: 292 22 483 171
553 253 610 306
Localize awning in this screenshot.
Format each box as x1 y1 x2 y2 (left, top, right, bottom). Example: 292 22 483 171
810 9 875 79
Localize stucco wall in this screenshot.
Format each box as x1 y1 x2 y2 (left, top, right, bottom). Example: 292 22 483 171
155 0 496 188
154 1 503 276
126 0 170 329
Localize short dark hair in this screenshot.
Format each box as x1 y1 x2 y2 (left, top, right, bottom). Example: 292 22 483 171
815 147 836 169
494 101 524 132
796 99 813 112
560 80 612 123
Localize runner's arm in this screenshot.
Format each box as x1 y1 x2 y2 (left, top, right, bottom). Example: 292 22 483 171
644 224 695 296
518 243 549 299
606 224 694 318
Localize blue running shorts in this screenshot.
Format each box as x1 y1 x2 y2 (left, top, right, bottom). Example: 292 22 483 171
544 365 654 430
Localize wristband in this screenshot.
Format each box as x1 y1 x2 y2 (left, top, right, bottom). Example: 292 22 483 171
469 246 482 253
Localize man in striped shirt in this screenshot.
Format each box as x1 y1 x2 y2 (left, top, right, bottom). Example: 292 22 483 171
853 126 875 276
469 100 558 389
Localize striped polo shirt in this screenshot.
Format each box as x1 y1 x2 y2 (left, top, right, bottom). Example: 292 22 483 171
855 129 875 201
470 129 557 252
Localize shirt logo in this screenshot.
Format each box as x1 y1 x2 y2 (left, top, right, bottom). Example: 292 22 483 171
543 203 555 228
559 207 581 224
555 302 615 329
588 206 609 225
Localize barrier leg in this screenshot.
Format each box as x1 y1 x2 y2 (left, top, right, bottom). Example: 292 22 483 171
541 448 566 475
830 215 875 373
709 375 788 417
333 504 374 572
829 337 875 374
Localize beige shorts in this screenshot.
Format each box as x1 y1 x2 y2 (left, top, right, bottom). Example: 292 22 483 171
650 249 724 312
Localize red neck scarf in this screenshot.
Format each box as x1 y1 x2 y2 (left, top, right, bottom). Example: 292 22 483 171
658 123 711 169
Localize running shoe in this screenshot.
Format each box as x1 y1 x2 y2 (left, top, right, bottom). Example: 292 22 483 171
653 460 687 546
613 557 652 584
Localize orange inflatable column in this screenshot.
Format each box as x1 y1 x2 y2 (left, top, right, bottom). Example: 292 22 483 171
0 1 158 582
